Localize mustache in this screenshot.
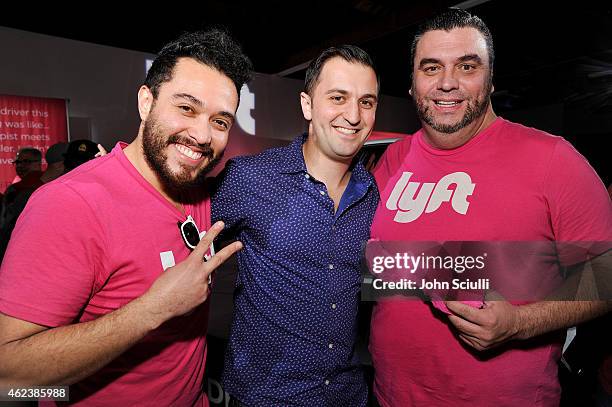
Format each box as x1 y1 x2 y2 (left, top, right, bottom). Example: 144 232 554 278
167 134 215 158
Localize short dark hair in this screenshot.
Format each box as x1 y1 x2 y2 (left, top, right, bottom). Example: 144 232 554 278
411 8 494 72
145 29 253 99
304 45 379 95
17 147 42 161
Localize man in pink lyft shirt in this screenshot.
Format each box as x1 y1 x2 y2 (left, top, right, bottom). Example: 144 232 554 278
0 30 250 406
369 8 611 407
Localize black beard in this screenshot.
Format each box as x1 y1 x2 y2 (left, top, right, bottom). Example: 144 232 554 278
415 79 492 134
141 113 222 201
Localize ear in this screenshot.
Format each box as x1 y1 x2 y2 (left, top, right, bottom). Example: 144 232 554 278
138 85 154 121
300 92 312 121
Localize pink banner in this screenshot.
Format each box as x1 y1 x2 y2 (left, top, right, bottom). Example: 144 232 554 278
0 95 68 192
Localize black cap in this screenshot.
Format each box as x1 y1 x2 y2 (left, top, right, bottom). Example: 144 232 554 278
64 139 98 171
45 142 68 164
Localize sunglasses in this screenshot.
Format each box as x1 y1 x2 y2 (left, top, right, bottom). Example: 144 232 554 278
178 215 216 284
178 215 216 257
178 215 201 250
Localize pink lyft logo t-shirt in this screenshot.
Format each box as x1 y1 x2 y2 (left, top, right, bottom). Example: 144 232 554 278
369 118 612 407
0 143 212 406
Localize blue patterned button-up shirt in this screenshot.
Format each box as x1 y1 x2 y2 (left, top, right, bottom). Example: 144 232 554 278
212 134 379 406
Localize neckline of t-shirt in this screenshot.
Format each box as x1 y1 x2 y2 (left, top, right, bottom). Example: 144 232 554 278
415 117 505 156
113 142 188 218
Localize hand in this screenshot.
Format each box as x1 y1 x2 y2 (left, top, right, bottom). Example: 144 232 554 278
144 221 242 324
445 298 521 351
95 144 108 157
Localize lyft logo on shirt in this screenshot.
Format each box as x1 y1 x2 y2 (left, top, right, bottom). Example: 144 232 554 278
386 172 475 223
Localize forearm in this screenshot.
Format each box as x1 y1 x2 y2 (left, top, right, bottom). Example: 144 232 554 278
0 294 164 386
516 300 612 340
0 221 236 387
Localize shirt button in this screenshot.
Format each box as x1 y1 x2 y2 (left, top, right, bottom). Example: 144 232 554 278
324 379 330 385
331 303 337 309
328 343 334 349
304 173 310 179
328 264 334 270
319 190 326 196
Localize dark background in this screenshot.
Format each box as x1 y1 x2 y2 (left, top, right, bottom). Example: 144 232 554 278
1 0 610 185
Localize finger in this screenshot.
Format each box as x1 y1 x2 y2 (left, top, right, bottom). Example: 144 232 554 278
203 241 243 273
448 314 482 337
445 301 484 324
458 334 486 351
95 144 108 157
190 221 225 259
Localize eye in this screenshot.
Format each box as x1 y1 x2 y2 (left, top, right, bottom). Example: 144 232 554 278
360 99 375 109
422 65 441 74
330 95 344 103
213 119 230 130
459 64 476 72
178 105 194 114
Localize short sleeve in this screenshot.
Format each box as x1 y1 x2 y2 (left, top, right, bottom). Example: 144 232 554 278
543 139 612 265
373 137 412 190
544 139 612 242
0 182 106 327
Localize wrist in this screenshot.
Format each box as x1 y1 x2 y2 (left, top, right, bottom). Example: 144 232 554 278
133 292 169 331
512 305 528 340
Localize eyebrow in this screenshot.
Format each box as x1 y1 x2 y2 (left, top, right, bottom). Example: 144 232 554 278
325 88 379 101
362 93 378 102
218 111 236 123
173 93 203 107
418 58 441 68
457 54 483 64
173 93 235 122
326 89 349 96
418 54 484 68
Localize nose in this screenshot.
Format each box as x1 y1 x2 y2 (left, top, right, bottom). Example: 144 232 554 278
343 99 362 126
438 67 459 92
189 119 213 146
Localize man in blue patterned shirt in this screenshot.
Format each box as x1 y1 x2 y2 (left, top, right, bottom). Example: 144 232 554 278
212 45 380 406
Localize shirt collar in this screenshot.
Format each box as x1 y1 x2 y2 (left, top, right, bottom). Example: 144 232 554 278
350 156 373 185
277 133 309 174
277 133 374 185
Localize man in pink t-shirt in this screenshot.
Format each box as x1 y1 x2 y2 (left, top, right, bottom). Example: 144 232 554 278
0 30 250 406
369 9 611 407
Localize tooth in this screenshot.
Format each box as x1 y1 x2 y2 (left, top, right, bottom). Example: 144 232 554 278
336 127 357 134
176 144 202 160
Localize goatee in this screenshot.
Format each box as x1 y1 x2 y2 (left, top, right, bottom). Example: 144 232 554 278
414 78 493 134
142 113 222 200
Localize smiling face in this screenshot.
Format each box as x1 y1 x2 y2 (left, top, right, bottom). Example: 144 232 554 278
412 27 494 147
137 57 238 195
300 57 378 164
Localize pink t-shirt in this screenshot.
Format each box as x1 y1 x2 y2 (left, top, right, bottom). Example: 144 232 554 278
0 143 212 406
369 118 612 407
